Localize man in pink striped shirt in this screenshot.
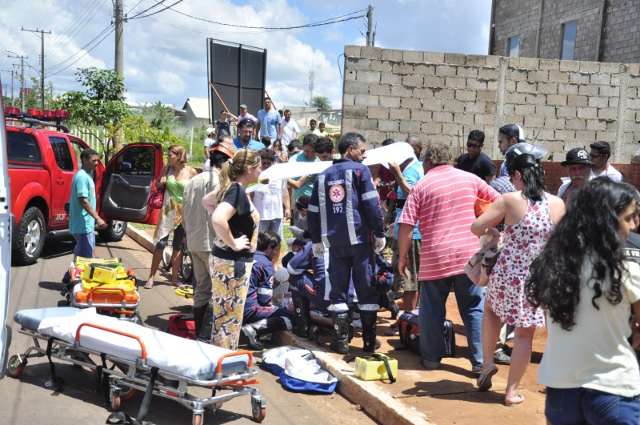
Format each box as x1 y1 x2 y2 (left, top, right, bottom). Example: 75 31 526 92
398 144 499 373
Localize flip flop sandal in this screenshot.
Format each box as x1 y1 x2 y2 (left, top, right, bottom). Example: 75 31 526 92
175 286 194 299
477 365 498 392
504 393 525 406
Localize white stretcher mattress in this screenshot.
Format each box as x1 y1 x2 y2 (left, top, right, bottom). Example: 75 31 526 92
14 307 249 381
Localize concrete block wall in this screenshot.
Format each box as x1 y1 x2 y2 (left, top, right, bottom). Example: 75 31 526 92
342 45 640 162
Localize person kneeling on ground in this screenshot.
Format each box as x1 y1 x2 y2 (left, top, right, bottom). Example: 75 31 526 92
242 231 292 349
285 237 330 338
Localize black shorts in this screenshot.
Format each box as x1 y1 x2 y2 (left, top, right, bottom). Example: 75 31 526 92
157 224 185 250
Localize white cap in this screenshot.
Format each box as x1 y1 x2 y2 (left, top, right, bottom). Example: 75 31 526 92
206 127 215 134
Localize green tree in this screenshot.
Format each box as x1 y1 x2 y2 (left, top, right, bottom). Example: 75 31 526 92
23 77 55 109
55 67 129 160
143 101 176 130
310 95 331 111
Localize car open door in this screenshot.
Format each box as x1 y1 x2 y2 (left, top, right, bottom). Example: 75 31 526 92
99 143 163 224
0 88 13 378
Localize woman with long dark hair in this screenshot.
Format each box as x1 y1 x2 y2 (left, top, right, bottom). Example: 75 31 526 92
471 149 565 405
527 178 640 425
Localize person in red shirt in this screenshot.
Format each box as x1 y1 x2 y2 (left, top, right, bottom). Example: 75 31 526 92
397 144 499 374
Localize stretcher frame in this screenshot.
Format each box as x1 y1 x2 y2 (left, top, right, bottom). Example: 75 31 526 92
8 322 266 425
69 285 142 324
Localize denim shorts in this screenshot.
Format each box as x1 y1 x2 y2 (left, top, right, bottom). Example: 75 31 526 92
546 387 640 425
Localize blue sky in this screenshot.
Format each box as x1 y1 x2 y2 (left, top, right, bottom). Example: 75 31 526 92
0 0 492 111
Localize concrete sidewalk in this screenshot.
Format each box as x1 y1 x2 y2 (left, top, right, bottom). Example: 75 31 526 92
126 225 547 425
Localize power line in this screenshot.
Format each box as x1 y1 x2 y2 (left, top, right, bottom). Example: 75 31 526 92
47 26 115 78
127 0 168 19
129 0 182 19
46 24 114 74
126 0 147 15
55 0 104 42
133 5 366 30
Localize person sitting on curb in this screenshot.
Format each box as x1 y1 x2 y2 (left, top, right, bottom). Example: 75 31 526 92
242 231 292 349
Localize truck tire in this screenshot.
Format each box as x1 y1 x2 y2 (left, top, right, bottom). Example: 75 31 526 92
98 220 127 242
13 207 46 265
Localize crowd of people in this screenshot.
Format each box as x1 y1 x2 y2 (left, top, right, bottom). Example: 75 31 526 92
64 98 640 422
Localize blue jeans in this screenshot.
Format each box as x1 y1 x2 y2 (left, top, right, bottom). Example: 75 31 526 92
419 274 484 367
546 387 640 425
72 232 95 259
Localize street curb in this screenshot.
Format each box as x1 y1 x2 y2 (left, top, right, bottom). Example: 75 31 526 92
126 224 155 253
125 225 433 425
277 332 434 425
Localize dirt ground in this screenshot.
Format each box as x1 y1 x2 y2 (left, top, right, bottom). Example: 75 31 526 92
135 225 547 424
314 295 548 425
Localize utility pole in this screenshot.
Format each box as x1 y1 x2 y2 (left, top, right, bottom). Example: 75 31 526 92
366 5 375 47
1 69 15 104
21 27 51 109
113 0 125 149
7 53 26 111
114 0 124 78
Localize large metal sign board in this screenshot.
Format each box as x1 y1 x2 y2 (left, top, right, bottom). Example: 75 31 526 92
207 38 267 123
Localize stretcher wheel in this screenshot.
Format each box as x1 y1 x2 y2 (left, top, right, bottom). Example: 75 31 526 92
251 395 267 423
252 407 266 423
7 354 26 379
192 413 203 425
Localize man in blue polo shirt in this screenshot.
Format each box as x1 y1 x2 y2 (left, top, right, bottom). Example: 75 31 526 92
62 148 107 282
256 97 282 147
233 118 265 151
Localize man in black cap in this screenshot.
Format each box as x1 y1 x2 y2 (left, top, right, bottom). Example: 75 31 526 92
557 148 592 203
589 141 622 182
233 118 265 151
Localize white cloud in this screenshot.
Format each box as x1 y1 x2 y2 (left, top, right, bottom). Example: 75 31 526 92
157 71 186 96
0 0 493 113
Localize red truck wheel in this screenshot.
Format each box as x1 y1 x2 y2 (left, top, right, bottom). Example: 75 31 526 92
13 207 46 265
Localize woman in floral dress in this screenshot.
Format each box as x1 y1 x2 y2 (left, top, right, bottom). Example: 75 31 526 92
471 151 565 405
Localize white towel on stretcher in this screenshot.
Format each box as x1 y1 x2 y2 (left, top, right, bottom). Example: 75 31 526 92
36 308 249 381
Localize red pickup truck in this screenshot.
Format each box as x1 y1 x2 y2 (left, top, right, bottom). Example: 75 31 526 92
5 107 163 265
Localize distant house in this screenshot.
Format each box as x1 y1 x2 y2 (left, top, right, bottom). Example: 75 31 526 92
181 97 210 128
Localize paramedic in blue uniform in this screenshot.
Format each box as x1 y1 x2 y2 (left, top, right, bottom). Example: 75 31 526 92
286 238 331 337
308 132 386 354
242 231 292 349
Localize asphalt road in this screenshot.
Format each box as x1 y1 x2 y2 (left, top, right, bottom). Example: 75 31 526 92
0 235 378 425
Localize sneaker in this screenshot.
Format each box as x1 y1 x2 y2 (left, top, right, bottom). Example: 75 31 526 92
471 364 483 377
494 348 511 365
420 359 442 370
241 325 263 351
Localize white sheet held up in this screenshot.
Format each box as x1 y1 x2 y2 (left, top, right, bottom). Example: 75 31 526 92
258 142 417 182
362 141 416 169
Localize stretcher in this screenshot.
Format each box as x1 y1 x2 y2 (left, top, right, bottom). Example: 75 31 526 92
8 307 266 425
65 257 141 323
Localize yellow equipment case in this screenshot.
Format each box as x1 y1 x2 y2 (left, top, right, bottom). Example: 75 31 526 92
354 353 398 382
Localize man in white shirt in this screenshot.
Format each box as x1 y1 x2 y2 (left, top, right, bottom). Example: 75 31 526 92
589 141 623 182
280 109 300 148
203 127 216 170
308 119 321 136
317 121 327 136
251 149 291 237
